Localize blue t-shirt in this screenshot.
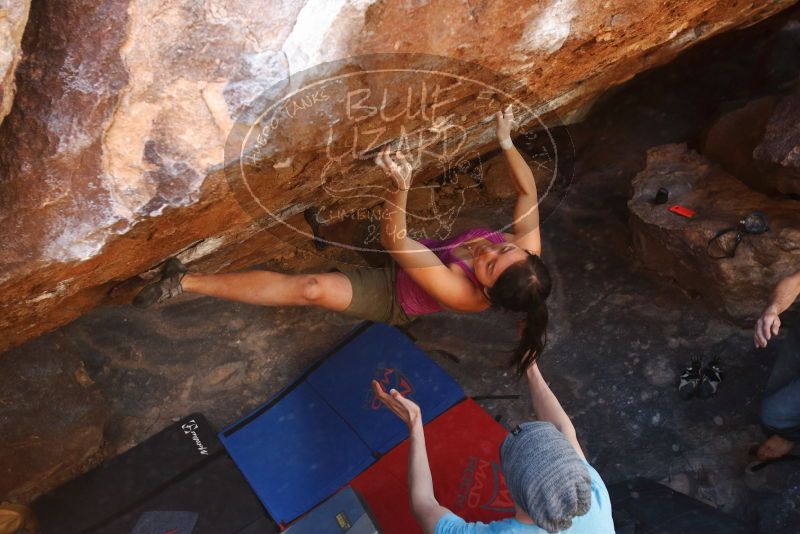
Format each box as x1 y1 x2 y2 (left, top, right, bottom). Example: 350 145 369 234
435 461 614 534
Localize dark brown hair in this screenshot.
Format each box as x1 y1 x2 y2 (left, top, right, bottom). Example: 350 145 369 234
487 252 552 375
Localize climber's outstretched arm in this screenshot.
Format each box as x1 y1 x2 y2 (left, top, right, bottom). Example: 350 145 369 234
496 106 541 256
376 147 485 312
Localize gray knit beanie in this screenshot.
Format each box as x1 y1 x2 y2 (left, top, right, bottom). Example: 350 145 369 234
500 421 592 533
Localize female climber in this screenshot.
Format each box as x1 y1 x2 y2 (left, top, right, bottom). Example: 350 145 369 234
133 106 552 374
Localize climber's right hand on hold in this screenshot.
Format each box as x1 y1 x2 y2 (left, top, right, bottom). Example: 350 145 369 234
495 104 515 150
375 146 413 192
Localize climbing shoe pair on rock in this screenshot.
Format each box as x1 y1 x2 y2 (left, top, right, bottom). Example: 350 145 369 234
677 357 724 400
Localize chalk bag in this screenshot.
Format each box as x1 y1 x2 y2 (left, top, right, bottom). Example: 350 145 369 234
707 211 770 259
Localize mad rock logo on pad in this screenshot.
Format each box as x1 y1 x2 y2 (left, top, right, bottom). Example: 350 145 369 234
456 456 515 513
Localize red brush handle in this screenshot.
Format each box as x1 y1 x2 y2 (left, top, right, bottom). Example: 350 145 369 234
669 205 696 218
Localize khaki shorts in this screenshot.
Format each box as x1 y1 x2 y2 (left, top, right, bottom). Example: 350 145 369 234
335 262 416 326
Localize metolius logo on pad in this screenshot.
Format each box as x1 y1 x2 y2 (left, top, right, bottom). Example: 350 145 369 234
181 420 209 456
225 53 573 265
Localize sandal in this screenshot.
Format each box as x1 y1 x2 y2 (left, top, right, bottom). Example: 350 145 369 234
747 440 800 472
132 258 188 308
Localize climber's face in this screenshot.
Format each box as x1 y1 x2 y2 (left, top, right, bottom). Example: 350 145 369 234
472 241 528 288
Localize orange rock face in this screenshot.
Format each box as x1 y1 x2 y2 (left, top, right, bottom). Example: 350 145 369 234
0 0 796 353
0 0 30 126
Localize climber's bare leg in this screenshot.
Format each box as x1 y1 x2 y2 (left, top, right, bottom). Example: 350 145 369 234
180 271 353 312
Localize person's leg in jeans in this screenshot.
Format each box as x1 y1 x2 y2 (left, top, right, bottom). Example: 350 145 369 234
759 326 800 460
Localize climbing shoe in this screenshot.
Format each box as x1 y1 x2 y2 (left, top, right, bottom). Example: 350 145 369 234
698 357 724 399
677 358 703 400
132 257 188 308
304 207 328 250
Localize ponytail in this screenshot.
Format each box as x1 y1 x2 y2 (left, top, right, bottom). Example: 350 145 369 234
514 295 549 375
487 252 552 376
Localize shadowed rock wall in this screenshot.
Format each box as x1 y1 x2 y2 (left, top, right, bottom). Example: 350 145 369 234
0 0 797 354
702 80 800 196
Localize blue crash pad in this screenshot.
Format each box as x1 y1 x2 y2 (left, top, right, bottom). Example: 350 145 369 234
284 487 378 534
307 322 464 454
220 382 374 525
219 322 463 525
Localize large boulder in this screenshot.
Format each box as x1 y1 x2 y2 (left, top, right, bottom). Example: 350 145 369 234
629 144 800 323
702 79 800 196
0 0 796 354
700 95 780 194
0 0 30 126
753 80 800 195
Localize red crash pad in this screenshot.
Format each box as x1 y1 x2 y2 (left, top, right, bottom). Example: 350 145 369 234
351 399 515 533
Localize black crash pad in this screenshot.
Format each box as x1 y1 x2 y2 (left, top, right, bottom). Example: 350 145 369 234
33 413 275 534
93 454 274 534
607 478 749 533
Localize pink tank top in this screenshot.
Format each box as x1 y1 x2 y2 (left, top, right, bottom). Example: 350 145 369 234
395 227 508 316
